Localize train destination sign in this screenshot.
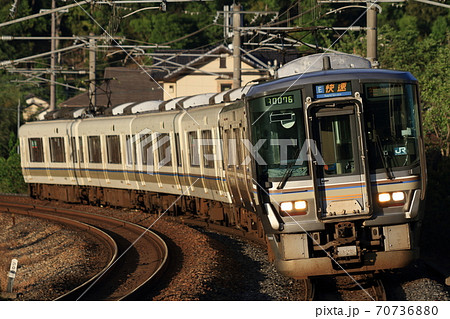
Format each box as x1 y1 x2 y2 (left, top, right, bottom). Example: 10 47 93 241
314 81 352 99
265 94 294 107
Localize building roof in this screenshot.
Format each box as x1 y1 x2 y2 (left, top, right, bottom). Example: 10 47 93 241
59 45 301 108
162 45 263 81
150 45 300 81
60 67 164 108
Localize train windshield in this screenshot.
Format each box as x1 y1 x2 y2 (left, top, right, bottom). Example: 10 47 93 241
249 90 308 180
363 83 420 172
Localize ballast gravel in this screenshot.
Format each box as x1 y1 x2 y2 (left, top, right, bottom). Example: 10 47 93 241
0 213 107 300
1 195 449 301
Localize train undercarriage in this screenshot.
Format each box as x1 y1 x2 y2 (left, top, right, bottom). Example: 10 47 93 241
28 182 419 279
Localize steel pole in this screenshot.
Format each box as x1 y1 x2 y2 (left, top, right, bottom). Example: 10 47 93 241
366 2 378 68
89 35 96 112
49 0 56 111
232 3 241 89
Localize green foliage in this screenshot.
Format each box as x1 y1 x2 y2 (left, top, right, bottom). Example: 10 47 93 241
376 23 449 157
0 134 27 194
0 74 22 158
430 14 449 42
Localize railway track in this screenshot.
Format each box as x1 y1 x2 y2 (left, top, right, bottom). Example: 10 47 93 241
310 273 387 301
0 200 169 301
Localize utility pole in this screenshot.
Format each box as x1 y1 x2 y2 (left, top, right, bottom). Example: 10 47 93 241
232 3 241 89
366 1 378 67
49 0 56 111
17 98 20 154
89 34 96 112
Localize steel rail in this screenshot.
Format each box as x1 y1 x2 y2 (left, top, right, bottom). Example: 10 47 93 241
34 205 168 300
0 200 169 300
0 201 118 301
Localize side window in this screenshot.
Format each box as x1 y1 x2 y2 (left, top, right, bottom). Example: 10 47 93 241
79 136 84 163
224 129 233 169
140 134 153 166
201 130 214 168
71 137 77 163
174 133 182 167
188 131 199 167
88 136 102 163
49 137 66 163
126 135 137 165
157 133 172 167
28 138 44 162
233 128 242 169
106 135 121 164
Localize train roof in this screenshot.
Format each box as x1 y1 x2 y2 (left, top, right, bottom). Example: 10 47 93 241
43 85 252 120
247 68 417 99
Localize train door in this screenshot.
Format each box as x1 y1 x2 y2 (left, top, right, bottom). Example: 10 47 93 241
308 102 371 219
223 127 241 203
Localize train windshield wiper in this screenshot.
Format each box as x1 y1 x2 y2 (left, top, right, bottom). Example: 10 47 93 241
277 147 300 190
376 135 394 180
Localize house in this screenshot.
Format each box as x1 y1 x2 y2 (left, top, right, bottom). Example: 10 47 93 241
156 44 268 100
23 95 49 121
59 67 164 108
58 45 300 110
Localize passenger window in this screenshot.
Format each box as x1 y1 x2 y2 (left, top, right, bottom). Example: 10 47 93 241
126 135 137 165
157 133 172 167
188 131 199 167
106 135 121 164
225 129 234 169
49 137 66 163
201 130 214 168
88 136 102 163
79 136 84 163
140 134 153 166
71 137 77 163
233 128 243 169
174 133 182 167
28 138 44 162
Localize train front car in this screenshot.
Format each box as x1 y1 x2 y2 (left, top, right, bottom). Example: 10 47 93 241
246 54 426 278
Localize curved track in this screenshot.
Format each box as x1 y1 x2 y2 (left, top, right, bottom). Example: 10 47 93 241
310 273 387 301
0 200 169 300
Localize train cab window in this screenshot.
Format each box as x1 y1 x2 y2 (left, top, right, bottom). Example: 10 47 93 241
71 137 77 163
249 90 308 180
201 130 214 168
106 135 121 164
140 133 153 166
363 83 420 171
174 133 182 167
88 136 102 163
317 114 354 175
157 133 172 167
126 135 137 165
28 138 44 162
79 136 84 163
188 131 199 167
49 137 66 163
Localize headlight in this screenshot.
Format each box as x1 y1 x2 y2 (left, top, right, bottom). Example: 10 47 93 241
392 192 405 201
280 201 293 212
378 191 406 207
378 193 391 203
280 200 307 216
294 200 307 210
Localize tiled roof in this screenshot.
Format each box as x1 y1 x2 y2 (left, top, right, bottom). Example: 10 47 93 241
60 67 164 108
59 46 301 108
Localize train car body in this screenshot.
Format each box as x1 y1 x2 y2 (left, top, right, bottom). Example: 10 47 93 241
19 53 426 278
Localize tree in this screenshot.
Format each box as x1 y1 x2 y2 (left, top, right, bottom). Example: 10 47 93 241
421 40 450 157
0 134 27 194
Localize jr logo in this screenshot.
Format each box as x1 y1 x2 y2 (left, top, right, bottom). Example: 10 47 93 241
394 146 407 156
